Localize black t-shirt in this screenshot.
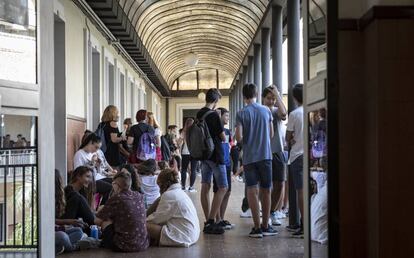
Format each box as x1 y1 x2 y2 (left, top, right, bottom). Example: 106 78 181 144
103 122 121 166
128 123 154 153
196 107 225 164
62 185 95 226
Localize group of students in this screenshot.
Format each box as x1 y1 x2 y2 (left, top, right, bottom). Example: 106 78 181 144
191 84 305 238
55 105 201 254
54 81 307 254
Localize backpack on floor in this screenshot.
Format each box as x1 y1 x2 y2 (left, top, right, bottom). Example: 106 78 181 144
136 129 156 161
187 110 215 160
95 122 107 153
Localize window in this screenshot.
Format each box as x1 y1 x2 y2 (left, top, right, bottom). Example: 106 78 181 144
198 69 217 89
218 70 233 89
0 0 37 84
0 114 38 247
178 71 197 90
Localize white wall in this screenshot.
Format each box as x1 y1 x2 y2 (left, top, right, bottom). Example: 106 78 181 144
168 96 229 129
58 1 163 127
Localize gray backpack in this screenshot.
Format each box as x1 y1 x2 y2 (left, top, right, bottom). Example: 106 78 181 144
187 110 215 160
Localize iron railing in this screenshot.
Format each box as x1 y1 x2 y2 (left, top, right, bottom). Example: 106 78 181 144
0 147 38 249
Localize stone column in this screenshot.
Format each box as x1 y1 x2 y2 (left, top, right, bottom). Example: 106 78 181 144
261 28 271 91
253 44 261 103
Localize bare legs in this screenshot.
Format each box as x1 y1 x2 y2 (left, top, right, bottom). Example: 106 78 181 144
271 181 285 212
200 183 211 221
146 223 162 246
216 189 231 221
247 186 272 229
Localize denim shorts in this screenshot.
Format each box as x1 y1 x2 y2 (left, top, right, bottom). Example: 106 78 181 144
213 165 232 193
244 160 272 189
289 155 303 190
201 160 228 188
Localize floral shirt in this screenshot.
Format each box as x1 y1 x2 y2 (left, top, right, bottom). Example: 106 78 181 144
97 190 149 252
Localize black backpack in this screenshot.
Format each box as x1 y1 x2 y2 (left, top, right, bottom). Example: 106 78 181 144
160 135 171 161
187 110 215 160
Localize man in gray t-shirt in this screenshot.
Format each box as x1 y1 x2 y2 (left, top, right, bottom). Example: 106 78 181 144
262 86 287 227
236 83 278 238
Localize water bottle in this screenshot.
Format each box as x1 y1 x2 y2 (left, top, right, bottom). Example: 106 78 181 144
90 225 99 239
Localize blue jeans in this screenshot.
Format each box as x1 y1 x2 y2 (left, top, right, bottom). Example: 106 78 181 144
201 160 228 188
55 227 83 253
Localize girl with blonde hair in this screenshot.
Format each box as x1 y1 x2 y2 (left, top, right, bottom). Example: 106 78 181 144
99 105 126 168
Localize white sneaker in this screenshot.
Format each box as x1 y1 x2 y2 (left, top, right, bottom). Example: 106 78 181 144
240 209 252 218
236 176 244 182
270 213 282 226
276 210 286 219
188 187 197 193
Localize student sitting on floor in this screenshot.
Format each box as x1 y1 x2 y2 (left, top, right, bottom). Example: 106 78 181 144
74 133 113 205
147 168 200 247
55 169 94 255
95 171 149 252
61 166 95 227
136 159 160 208
119 164 142 192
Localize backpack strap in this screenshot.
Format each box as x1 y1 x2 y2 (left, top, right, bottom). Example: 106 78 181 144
201 110 215 121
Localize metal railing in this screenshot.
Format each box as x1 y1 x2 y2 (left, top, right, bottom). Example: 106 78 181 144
0 147 38 249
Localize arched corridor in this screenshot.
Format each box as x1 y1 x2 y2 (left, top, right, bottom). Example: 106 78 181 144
0 0 414 257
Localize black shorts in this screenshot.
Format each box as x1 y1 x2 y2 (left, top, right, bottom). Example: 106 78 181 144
213 165 232 193
272 152 286 182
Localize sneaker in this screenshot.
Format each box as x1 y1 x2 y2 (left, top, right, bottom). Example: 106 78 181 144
276 210 286 219
236 176 244 182
56 246 65 255
240 209 252 218
270 212 282 226
286 224 301 232
78 237 101 250
292 227 304 238
222 220 235 230
261 224 279 236
188 186 197 193
249 228 263 238
203 221 225 234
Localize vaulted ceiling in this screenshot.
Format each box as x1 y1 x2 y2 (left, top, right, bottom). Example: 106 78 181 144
117 0 269 87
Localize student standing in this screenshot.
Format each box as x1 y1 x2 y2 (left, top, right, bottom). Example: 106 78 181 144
127 110 155 164
286 84 304 237
213 107 234 229
100 105 125 168
235 83 278 238
179 118 198 192
262 86 288 226
196 88 228 235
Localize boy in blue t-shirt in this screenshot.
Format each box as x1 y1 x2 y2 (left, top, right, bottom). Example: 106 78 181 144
236 83 278 238
212 107 234 230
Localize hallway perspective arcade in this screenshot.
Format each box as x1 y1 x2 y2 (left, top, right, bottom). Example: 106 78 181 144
0 0 414 258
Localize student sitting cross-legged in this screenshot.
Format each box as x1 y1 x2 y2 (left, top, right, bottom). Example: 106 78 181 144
146 168 200 247
94 171 149 252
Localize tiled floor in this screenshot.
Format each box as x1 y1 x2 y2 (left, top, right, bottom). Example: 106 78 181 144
60 176 319 258
0 177 329 258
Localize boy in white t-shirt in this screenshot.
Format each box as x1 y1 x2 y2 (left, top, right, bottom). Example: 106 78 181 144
286 84 304 237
